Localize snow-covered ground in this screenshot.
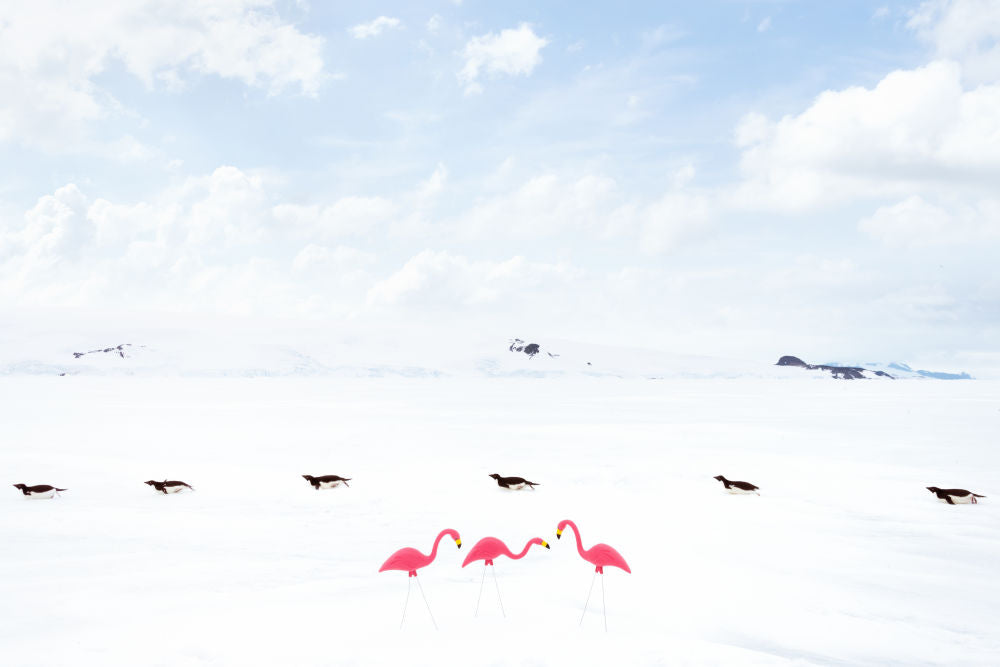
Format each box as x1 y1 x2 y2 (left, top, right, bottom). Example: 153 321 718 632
2 376 998 665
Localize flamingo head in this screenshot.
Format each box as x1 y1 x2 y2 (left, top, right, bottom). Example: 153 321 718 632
528 537 550 549
556 519 574 539
441 528 462 549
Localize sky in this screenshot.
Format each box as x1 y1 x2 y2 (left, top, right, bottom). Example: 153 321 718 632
1 0 998 367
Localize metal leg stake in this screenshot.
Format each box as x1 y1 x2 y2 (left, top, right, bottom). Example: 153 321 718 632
415 576 439 631
475 564 487 617
492 564 506 618
579 570 597 626
399 577 411 629
601 572 607 632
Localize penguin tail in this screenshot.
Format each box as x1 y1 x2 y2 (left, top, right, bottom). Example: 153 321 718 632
342 479 350 487
527 481 540 488
55 488 68 492
973 493 986 498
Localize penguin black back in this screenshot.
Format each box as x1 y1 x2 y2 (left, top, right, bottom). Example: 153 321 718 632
13 483 67 497
302 474 351 489
714 475 759 493
144 480 194 494
489 473 540 490
926 486 985 504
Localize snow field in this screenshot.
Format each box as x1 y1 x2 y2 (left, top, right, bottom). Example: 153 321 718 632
1 376 998 665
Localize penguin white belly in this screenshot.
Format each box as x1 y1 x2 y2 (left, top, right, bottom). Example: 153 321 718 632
506 483 526 490
943 495 974 504
164 485 186 494
726 487 757 495
317 481 341 489
27 490 57 499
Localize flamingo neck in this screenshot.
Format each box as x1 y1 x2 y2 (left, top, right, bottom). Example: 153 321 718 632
563 521 586 559
511 539 536 560
427 529 450 562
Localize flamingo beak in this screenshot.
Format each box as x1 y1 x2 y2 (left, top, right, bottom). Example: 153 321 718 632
455 538 462 549
542 540 550 549
556 528 563 539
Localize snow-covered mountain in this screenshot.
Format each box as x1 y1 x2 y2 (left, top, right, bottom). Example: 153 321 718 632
0 329 978 380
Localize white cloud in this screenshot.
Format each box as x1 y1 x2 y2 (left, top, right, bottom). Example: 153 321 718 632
639 192 713 254
454 171 619 238
642 25 684 47
908 0 1000 82
859 195 1000 246
350 16 402 39
0 0 325 151
458 23 548 94
366 250 573 308
757 17 772 33
873 6 890 20
732 61 1000 212
416 164 448 201
274 196 397 238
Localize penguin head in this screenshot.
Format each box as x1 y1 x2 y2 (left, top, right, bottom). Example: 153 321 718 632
713 475 726 482
926 486 941 493
302 475 314 481
144 480 157 486
13 483 26 490
488 474 500 480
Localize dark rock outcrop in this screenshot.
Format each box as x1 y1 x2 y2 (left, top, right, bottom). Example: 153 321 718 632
509 339 559 359
776 355 893 380
73 344 138 359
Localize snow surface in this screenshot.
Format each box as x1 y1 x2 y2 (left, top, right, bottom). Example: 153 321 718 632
2 376 998 665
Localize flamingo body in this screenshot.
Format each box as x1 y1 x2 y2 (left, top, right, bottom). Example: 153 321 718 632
556 519 630 574
461 536 548 568
379 528 461 576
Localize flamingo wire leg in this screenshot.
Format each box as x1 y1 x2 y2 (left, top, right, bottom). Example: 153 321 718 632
579 570 597 626
601 572 607 632
415 576 439 631
491 564 506 618
474 564 487 617
399 576 412 629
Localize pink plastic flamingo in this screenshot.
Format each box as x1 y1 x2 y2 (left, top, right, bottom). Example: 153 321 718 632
556 519 630 631
379 528 461 629
461 536 549 617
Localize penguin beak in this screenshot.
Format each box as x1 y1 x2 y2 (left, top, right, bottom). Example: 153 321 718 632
455 538 462 549
542 540 550 549
556 528 563 539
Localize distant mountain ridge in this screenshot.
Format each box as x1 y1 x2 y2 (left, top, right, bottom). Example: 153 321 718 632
886 362 972 380
776 355 894 379
0 333 980 380
777 355 972 380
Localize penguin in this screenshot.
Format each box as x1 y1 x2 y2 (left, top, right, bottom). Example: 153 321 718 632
12 483 67 499
144 480 194 494
302 474 351 489
926 487 985 505
713 475 759 495
489 474 540 490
